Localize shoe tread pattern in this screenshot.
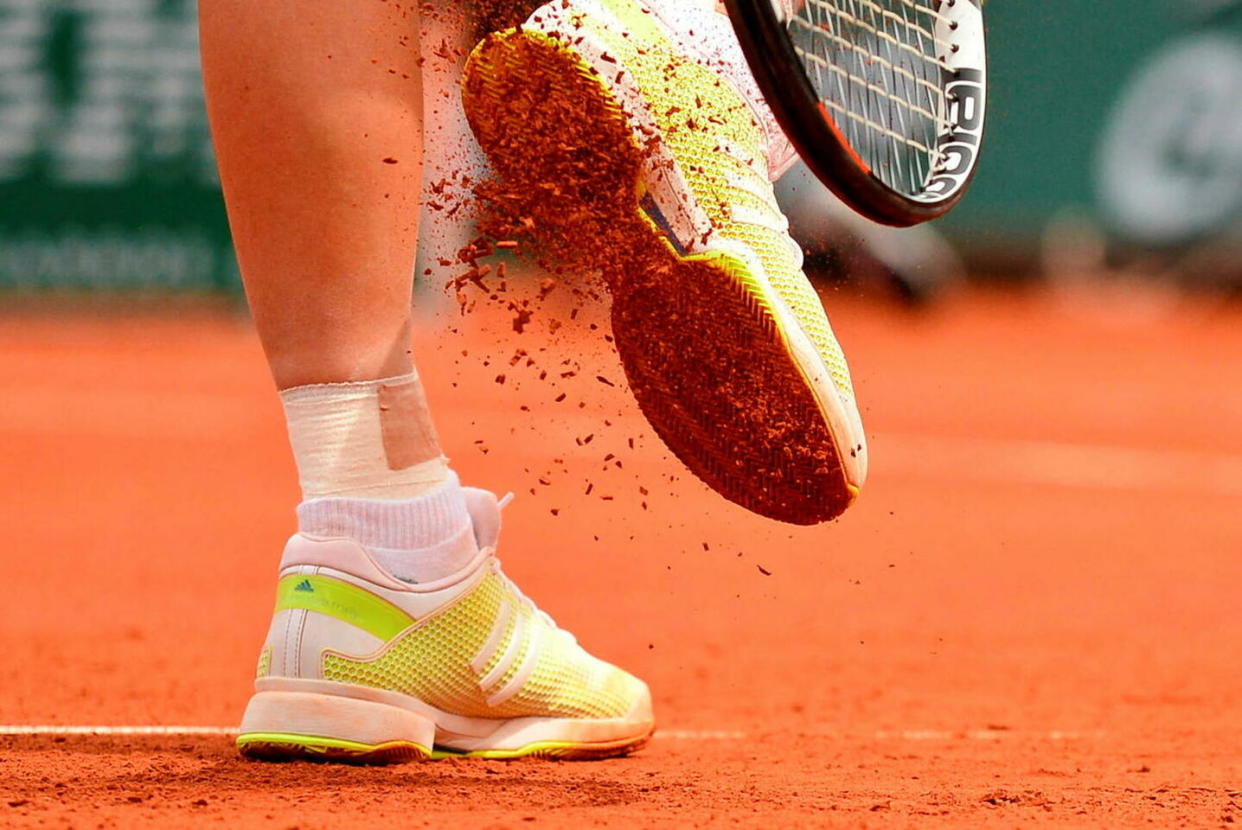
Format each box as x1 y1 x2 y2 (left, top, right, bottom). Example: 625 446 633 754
463 30 852 523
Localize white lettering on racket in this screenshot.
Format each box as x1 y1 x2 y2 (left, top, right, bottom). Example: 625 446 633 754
914 0 986 202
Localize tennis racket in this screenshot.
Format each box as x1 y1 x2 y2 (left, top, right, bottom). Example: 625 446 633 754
723 0 987 226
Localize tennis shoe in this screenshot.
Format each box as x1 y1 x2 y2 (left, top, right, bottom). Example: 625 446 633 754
463 0 867 524
237 487 653 762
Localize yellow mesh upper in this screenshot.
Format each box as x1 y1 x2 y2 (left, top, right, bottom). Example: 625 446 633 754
321 572 642 719
573 0 856 400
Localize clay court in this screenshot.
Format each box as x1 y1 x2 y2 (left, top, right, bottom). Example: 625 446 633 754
3 281 1241 827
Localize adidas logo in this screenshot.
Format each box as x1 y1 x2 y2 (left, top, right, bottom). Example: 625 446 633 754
293 579 315 593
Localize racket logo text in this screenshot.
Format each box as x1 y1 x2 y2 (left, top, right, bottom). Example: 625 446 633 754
918 69 985 202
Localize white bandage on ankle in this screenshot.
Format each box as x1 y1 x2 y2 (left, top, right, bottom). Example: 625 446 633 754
280 371 449 501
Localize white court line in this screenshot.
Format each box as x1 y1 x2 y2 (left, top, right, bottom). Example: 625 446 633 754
658 730 746 740
872 729 1101 741
0 726 238 736
0 726 740 740
0 726 1093 741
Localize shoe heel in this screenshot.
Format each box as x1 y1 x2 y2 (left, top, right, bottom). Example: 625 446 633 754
237 690 435 764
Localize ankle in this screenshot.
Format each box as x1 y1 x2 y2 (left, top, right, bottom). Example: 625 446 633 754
281 371 448 500
297 474 479 583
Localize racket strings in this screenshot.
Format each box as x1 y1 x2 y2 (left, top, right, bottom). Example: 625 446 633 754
791 0 954 195
819 0 952 64
890 0 954 29
790 21 945 125
817 98 936 156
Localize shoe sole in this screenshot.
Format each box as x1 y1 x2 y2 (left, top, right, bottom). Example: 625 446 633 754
237 686 653 764
462 29 857 525
237 734 432 765
237 734 650 764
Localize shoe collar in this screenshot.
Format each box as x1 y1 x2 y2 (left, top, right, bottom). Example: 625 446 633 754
462 486 513 550
282 487 518 595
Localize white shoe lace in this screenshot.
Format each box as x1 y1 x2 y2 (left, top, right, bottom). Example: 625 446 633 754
489 493 575 643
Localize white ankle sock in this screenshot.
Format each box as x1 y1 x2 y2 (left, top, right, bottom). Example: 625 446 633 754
281 371 477 582
297 473 478 583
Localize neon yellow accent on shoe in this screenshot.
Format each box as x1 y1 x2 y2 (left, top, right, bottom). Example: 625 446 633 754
255 645 271 679
237 732 432 764
430 735 653 761
275 574 414 641
462 0 868 524
320 568 643 720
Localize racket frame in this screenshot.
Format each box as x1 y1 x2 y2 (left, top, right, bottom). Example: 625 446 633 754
724 0 987 227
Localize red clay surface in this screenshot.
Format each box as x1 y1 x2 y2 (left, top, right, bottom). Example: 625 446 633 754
2 284 1241 827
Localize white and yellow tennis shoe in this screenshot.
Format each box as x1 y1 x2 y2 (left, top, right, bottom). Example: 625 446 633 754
463 0 868 525
238 488 653 762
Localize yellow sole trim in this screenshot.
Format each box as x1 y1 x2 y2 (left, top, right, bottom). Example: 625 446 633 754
431 732 653 761
236 732 649 763
236 732 432 764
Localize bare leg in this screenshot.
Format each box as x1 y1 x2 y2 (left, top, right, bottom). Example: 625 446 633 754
200 0 423 388
201 0 473 585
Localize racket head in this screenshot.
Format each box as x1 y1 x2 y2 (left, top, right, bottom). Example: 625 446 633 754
725 0 987 227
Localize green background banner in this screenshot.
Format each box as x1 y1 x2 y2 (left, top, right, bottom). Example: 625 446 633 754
941 1 1172 239
0 0 1209 289
0 0 233 290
